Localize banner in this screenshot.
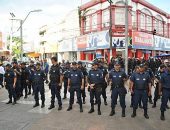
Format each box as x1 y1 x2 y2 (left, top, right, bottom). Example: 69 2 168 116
154 36 170 51
58 38 77 52
132 31 153 49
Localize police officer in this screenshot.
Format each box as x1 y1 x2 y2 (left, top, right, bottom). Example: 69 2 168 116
130 64 151 119
28 60 35 95
152 64 166 108
88 61 103 115
67 62 84 112
33 63 45 108
4 64 17 105
12 61 21 100
98 62 108 106
109 61 127 117
48 57 63 110
77 61 88 104
21 62 29 98
159 64 170 120
63 62 70 99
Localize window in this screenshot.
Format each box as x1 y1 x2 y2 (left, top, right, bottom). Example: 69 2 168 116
146 16 152 31
102 9 110 27
84 16 90 32
164 24 168 37
140 13 145 30
92 14 97 30
115 8 125 25
159 21 163 35
132 11 137 28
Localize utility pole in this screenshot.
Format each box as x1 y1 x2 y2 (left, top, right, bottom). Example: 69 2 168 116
20 20 23 61
125 0 129 74
107 0 113 62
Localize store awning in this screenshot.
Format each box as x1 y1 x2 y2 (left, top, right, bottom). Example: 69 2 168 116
27 52 41 58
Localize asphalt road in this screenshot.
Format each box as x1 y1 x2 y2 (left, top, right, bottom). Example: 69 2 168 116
0 85 170 130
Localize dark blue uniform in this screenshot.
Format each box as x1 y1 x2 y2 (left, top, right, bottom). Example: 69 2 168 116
63 67 70 98
160 72 170 112
33 69 45 106
28 65 36 95
130 72 151 117
49 64 62 109
109 70 127 112
88 68 103 114
21 67 29 98
68 69 83 110
4 69 17 103
99 66 108 105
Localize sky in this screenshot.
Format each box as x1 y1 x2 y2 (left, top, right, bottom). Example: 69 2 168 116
0 0 170 44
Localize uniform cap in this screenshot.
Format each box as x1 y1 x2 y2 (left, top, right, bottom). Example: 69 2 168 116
21 62 26 65
92 61 99 65
72 61 77 65
139 64 145 68
114 61 121 65
78 61 82 65
6 64 11 67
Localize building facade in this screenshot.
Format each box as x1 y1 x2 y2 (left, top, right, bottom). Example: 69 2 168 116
78 0 170 61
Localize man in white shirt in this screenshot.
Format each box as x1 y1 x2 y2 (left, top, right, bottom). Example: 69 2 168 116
0 62 5 88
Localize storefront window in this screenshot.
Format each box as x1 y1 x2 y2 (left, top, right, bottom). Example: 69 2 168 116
92 14 97 30
140 13 145 30
102 9 110 27
115 8 125 25
84 16 90 32
146 16 152 31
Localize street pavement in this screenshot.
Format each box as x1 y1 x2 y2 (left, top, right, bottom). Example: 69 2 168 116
0 84 170 130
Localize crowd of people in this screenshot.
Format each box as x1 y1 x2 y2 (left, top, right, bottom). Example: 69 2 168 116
0 56 170 121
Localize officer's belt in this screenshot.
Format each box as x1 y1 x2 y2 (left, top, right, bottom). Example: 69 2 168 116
112 85 123 88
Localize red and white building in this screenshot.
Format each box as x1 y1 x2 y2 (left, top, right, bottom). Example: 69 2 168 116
77 0 170 61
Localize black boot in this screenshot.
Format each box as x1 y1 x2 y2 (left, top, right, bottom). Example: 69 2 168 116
12 99 17 105
83 97 86 104
149 96 153 104
98 104 101 115
80 105 83 113
67 105 72 111
33 102 39 108
24 95 27 99
144 109 149 119
152 101 156 108
160 111 165 121
6 100 12 104
104 99 107 106
109 108 115 116
122 109 126 117
63 94 67 99
58 105 62 111
131 109 136 118
41 101 45 108
88 104 94 113
48 103 55 110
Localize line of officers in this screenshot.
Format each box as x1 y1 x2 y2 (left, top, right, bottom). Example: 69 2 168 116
3 56 170 121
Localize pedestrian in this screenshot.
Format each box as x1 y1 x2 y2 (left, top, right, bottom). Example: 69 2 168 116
12 61 22 100
159 64 170 120
88 61 103 115
20 62 30 99
67 62 84 113
33 63 45 108
152 64 165 108
109 61 127 117
130 64 151 119
28 60 35 95
63 62 70 99
4 64 17 105
43 59 49 84
0 61 5 88
48 57 63 110
78 61 88 104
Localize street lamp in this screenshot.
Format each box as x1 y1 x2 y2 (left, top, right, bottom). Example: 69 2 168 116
16 9 42 61
125 0 129 74
107 0 113 62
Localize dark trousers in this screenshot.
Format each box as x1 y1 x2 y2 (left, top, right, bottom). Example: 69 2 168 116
69 87 82 107
111 87 126 109
90 86 102 106
21 80 28 96
15 80 21 98
63 80 68 96
153 83 160 104
7 84 16 101
102 82 107 101
133 89 148 110
0 74 3 87
34 84 45 103
160 88 170 112
50 83 62 106
28 80 33 94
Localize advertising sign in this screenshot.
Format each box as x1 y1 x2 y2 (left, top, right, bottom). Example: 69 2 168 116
154 35 170 51
132 31 153 49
